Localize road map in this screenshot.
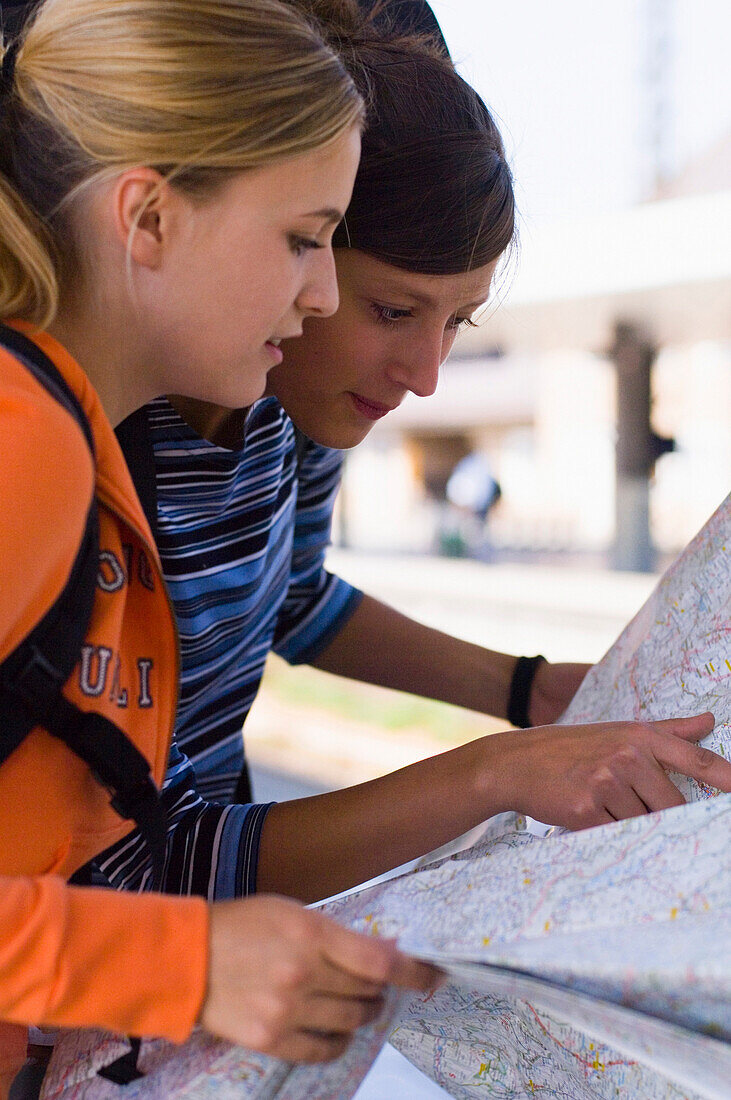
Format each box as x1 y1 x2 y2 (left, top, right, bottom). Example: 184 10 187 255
41 494 730 1099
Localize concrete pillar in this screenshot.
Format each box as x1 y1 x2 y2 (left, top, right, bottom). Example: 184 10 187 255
609 320 674 572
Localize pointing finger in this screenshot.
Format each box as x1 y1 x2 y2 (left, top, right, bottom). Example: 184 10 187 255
653 734 731 793
649 712 715 740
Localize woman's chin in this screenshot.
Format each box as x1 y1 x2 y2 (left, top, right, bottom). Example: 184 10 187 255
321 419 375 450
281 401 375 450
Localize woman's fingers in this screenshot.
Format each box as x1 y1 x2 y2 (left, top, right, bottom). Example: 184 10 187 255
574 715 725 824
623 763 685 816
320 918 442 994
261 1028 351 1065
648 711 716 740
315 951 426 1000
297 991 384 1037
585 808 618 826
313 962 386 1001
493 710 724 830
602 785 652 821
202 896 441 1062
651 728 731 792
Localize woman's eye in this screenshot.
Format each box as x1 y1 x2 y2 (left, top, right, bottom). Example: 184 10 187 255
371 303 413 326
289 235 323 256
448 316 478 331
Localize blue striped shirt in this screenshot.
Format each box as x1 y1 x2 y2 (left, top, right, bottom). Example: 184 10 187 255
96 396 362 898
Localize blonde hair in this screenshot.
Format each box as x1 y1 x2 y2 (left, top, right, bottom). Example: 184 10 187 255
0 0 364 328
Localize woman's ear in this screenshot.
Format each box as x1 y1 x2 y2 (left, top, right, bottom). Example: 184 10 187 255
110 167 173 271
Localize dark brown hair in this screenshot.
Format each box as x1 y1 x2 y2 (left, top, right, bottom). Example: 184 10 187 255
304 2 515 274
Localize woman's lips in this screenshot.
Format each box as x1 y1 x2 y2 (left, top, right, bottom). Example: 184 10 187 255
349 392 394 420
264 340 284 365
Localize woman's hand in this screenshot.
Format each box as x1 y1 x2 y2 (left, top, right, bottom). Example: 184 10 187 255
201 895 441 1063
527 660 591 726
479 711 724 829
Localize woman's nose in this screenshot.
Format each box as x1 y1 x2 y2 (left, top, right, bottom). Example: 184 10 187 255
388 339 442 398
296 248 340 319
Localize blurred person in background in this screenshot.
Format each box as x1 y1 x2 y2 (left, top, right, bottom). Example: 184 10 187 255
442 450 502 557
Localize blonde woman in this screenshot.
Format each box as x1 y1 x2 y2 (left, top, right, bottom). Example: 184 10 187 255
0 0 438 1093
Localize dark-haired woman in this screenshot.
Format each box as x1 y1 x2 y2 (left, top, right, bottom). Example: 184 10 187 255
100 17 731 909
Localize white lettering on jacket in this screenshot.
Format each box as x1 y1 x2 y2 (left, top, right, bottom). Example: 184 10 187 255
137 659 153 708
78 648 154 708
79 645 113 696
97 550 126 592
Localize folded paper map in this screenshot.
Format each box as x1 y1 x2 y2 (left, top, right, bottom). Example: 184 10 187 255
41 494 730 1100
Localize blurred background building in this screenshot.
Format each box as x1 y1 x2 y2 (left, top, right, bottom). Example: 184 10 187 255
334 0 731 571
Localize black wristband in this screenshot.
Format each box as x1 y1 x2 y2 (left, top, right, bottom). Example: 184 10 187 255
507 655 546 729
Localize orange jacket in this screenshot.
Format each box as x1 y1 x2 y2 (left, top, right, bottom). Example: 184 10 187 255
0 327 208 1091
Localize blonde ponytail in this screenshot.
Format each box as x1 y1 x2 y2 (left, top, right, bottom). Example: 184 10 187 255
0 37 57 327
0 189 57 330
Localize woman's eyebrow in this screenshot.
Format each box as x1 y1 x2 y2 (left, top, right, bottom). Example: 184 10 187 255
301 207 344 224
373 285 489 312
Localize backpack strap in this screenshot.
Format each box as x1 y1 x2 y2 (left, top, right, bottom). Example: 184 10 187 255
0 323 166 888
115 406 159 543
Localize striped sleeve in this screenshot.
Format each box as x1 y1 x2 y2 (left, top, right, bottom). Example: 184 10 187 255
273 439 362 664
94 739 273 901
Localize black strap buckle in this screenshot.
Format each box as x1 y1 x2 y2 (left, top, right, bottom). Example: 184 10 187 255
98 1038 144 1084
9 646 67 719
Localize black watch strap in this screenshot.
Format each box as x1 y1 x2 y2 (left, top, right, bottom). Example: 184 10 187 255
507 655 546 729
